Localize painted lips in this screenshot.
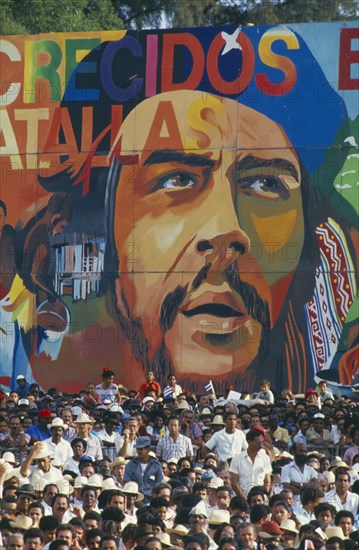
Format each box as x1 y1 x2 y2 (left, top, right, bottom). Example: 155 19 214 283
180 290 247 322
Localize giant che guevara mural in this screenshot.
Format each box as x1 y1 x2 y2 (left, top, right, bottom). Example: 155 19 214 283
0 22 358 395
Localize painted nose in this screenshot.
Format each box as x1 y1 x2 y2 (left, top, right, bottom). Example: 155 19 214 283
196 229 249 270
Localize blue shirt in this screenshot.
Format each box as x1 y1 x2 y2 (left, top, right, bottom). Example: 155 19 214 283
27 424 51 441
124 457 163 497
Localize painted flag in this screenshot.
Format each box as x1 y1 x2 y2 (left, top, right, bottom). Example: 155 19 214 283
204 380 215 394
163 385 175 398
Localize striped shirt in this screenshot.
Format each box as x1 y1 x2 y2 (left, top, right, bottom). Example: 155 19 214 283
156 433 193 460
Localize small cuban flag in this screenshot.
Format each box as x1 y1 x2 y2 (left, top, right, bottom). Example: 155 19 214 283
204 380 215 394
163 385 175 399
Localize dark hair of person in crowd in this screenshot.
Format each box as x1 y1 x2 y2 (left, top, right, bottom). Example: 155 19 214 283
121 524 137 546
213 523 235 544
102 368 115 379
100 535 119 548
85 529 105 545
69 517 85 530
23 529 45 544
325 538 345 550
49 542 70 550
335 468 351 482
246 429 264 442
230 496 250 514
83 511 102 524
334 510 355 525
268 494 287 508
39 516 60 532
218 539 239 550
100 507 125 523
250 504 270 524
184 534 206 549
300 488 324 505
351 479 359 495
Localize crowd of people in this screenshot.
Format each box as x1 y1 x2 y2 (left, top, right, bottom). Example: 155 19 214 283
0 368 358 550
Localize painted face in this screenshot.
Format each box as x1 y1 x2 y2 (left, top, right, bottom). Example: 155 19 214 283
114 90 303 382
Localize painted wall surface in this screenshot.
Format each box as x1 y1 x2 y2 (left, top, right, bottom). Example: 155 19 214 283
0 23 358 395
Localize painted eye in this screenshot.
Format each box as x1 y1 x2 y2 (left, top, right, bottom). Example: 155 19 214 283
238 175 288 199
160 173 197 189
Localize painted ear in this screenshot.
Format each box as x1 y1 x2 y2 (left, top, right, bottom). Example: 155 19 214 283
50 213 61 224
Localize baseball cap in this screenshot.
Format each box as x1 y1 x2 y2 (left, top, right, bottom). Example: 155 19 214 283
18 398 30 406
79 455 95 463
135 436 151 449
16 375 26 381
38 409 52 418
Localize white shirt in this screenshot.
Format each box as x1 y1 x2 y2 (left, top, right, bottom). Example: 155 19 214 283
28 464 63 487
324 489 359 518
229 449 272 495
64 456 80 476
44 438 73 465
281 462 318 502
97 428 122 448
206 429 248 461
115 436 137 456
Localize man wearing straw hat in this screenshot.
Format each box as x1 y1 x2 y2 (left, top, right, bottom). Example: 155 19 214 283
20 442 62 487
44 418 73 466
73 413 103 461
205 411 247 462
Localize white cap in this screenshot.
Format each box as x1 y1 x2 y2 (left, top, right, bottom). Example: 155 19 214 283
190 500 208 518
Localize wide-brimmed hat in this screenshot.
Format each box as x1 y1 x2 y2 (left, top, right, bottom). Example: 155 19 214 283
47 417 68 430
134 524 153 540
9 516 33 531
280 519 299 534
16 484 37 498
102 478 118 490
74 475 88 489
210 415 225 426
208 476 224 489
2 451 16 464
121 481 144 501
323 471 336 483
200 407 213 417
209 509 231 525
307 451 325 460
167 524 189 536
86 474 103 488
157 532 172 547
109 404 124 413
34 445 52 459
73 413 93 424
330 457 352 473
109 456 127 469
143 396 155 405
325 526 345 540
57 479 74 496
175 401 190 410
189 500 208 518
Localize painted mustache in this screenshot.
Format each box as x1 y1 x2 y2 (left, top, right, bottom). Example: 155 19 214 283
160 262 269 332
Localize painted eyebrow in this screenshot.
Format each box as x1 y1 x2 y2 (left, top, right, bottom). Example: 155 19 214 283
143 149 216 169
236 154 299 181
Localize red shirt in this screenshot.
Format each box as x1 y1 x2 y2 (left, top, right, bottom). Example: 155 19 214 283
139 381 162 398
